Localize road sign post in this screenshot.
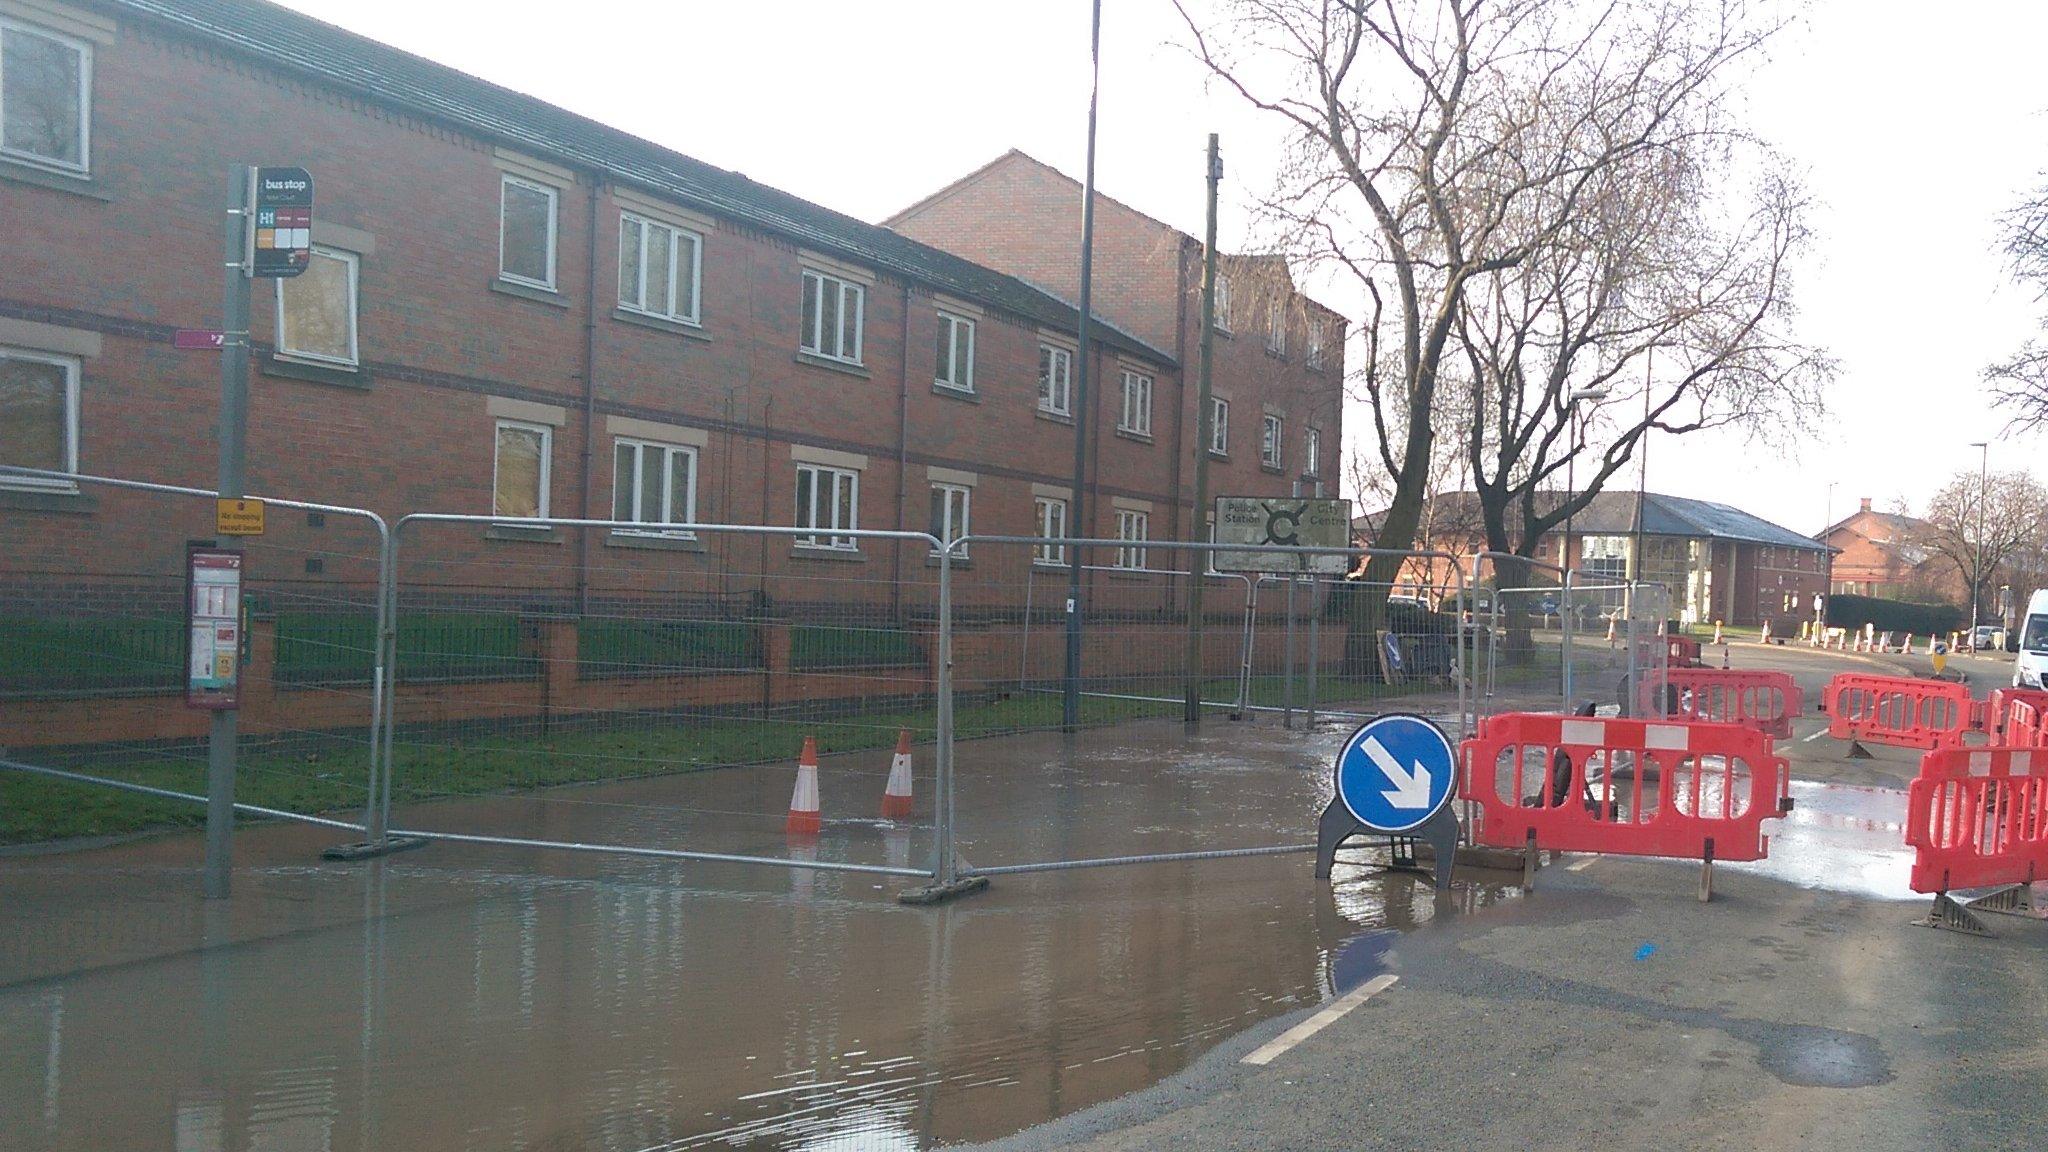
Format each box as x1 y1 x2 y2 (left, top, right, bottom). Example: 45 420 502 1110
1315 713 1460 889
206 164 311 900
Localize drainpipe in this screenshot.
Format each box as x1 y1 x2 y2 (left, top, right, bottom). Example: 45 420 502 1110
575 174 602 616
895 282 911 620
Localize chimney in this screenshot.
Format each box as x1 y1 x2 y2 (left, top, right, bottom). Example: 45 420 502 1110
1858 497 1871 513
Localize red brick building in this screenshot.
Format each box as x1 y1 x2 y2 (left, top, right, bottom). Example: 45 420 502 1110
885 150 1348 515
1818 498 1957 602
0 1 1348 593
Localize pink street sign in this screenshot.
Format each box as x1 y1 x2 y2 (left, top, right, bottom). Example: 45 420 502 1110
174 329 225 350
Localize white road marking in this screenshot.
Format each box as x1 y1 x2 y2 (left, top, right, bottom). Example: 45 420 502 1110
1240 974 1400 1066
1566 856 1598 872
1801 726 1830 743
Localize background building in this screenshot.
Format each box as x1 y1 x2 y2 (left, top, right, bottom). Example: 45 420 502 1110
1817 498 1957 601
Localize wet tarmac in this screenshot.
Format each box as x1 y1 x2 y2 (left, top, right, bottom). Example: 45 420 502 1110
0 719 1516 1152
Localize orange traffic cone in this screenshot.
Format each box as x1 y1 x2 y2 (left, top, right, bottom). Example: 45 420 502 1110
1605 618 1617 647
1712 621 1724 645
786 736 822 837
881 729 915 819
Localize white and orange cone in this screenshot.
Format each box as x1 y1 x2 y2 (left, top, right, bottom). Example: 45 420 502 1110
786 735 822 837
881 729 915 819
1712 621 1724 645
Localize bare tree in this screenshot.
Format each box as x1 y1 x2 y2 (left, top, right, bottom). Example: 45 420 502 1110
1987 183 2048 428
1456 135 1831 584
1909 469 2048 624
1172 0 1804 595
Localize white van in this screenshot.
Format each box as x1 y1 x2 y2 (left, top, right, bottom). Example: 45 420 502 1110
2014 590 2048 688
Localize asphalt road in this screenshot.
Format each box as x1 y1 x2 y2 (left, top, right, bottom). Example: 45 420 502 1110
961 639 2048 1152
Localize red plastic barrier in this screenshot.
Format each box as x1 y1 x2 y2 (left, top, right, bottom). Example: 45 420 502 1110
1640 668 1804 740
1460 712 1790 862
1634 635 1703 668
1989 688 2048 746
1823 673 1971 750
1906 746 2048 893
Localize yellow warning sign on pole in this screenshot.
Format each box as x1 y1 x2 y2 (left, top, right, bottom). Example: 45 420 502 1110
215 497 266 536
1931 651 1949 675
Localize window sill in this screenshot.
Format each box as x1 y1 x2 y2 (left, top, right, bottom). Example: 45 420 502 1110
1032 558 1070 570
0 485 96 514
1207 450 1229 460
0 157 111 201
1306 363 1328 374
491 279 570 308
933 382 978 402
606 531 707 553
1264 347 1288 361
924 553 972 569
485 523 564 544
1260 463 1285 475
261 353 372 391
794 351 872 379
613 307 711 341
1035 408 1075 426
1212 326 1233 339
791 545 866 562
1107 570 1154 582
1115 427 1154 445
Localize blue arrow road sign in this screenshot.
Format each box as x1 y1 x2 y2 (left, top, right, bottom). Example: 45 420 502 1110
1335 714 1457 834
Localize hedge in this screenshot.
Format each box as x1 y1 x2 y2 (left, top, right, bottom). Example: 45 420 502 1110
1824 593 1965 636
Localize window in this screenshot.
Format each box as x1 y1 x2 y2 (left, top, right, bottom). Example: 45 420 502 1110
1 18 90 174
800 270 864 364
493 420 551 519
934 311 975 392
1262 414 1284 469
929 482 970 554
1581 535 1630 581
612 439 697 535
1038 344 1071 415
0 347 78 487
618 213 702 325
1306 322 1327 370
1212 275 1232 333
276 246 358 367
1209 397 1229 456
499 175 557 290
1034 497 1068 565
1266 299 1286 355
795 463 859 549
1306 427 1321 477
1115 509 1149 570
1118 370 1152 436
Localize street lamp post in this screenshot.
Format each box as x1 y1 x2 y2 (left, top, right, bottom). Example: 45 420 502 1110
1970 440 1989 647
1559 386 1608 705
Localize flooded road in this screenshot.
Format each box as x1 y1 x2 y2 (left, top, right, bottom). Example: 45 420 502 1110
0 719 1515 1152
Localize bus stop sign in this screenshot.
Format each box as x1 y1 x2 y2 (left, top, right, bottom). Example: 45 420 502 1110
252 167 314 278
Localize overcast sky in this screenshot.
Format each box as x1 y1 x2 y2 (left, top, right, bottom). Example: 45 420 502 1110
278 0 2048 535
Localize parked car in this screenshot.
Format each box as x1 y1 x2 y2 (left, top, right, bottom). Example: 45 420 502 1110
1970 625 2004 652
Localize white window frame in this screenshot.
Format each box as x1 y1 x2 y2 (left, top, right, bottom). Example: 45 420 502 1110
1212 275 1232 333
1306 322 1327 370
499 175 559 291
612 438 699 538
492 419 552 520
929 481 971 555
0 345 79 490
935 311 975 392
800 269 865 364
795 463 860 550
1262 413 1284 469
1115 509 1149 570
0 17 91 176
1118 370 1152 436
1038 343 1072 415
274 245 359 368
1306 427 1322 477
1209 397 1230 456
617 212 703 326
1034 497 1068 566
1266 299 1286 355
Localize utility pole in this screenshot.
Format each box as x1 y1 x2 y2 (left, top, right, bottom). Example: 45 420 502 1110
1061 0 1103 732
1971 440 1989 643
208 166 253 899
1182 134 1221 724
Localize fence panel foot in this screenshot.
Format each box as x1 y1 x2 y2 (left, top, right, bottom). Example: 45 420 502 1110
897 875 990 905
1964 884 2044 920
321 835 429 862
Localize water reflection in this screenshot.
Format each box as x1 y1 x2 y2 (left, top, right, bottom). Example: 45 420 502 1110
0 721 1521 1151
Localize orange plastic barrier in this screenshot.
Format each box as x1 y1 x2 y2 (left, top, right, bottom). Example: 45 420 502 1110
1641 668 1803 740
1460 712 1791 863
1989 688 2048 747
1906 746 2048 893
1823 674 1971 750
